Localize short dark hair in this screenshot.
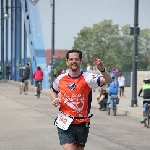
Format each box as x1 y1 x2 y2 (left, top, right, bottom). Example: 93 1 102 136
66 49 82 60
37 66 41 70
26 63 29 66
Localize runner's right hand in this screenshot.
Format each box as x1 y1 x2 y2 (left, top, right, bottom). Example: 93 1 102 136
53 98 61 107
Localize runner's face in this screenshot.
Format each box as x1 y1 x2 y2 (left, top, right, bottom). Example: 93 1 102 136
66 53 82 72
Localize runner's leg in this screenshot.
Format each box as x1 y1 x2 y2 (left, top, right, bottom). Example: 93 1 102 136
122 86 124 96
119 87 121 97
21 77 25 89
58 125 87 150
62 143 84 150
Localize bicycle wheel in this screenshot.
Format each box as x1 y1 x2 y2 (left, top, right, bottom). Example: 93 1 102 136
24 83 28 95
113 101 117 116
37 82 41 98
144 110 148 127
146 109 149 128
37 91 40 98
107 104 110 115
37 90 40 98
113 107 116 116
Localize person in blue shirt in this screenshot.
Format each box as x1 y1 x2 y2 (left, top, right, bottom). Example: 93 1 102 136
108 76 118 94
107 75 119 108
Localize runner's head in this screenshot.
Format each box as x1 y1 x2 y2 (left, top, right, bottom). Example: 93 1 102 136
26 63 29 67
37 66 41 70
66 50 82 72
66 50 82 60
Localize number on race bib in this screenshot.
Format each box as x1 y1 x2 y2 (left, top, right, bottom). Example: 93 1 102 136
59 116 67 124
55 113 73 130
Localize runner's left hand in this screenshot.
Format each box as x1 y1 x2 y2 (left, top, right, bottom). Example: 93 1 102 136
92 54 104 71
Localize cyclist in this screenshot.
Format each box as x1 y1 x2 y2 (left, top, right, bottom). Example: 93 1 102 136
138 78 150 123
50 50 112 150
19 63 30 92
33 66 43 96
107 75 119 108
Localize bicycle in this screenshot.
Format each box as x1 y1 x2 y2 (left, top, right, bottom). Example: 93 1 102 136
142 99 150 128
107 95 119 116
37 81 42 98
144 108 150 128
20 79 28 95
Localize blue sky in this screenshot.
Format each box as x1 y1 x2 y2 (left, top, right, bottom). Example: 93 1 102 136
38 0 150 49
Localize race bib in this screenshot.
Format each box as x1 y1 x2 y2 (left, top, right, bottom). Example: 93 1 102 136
54 113 73 130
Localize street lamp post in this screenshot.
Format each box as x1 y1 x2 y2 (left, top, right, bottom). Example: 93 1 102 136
131 0 140 107
1 0 4 79
5 0 9 79
50 0 55 88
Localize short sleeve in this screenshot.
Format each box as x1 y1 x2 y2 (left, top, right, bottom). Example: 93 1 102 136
83 72 103 88
52 78 60 93
52 73 66 93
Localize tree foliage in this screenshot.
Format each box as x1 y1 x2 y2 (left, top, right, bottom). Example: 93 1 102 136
55 57 66 69
56 20 150 71
72 20 150 71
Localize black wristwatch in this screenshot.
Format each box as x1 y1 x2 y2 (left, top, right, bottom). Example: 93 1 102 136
100 67 106 72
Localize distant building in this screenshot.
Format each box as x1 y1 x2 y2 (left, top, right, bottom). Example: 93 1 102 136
45 49 69 65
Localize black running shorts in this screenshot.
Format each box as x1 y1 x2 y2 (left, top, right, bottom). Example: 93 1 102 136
57 123 89 148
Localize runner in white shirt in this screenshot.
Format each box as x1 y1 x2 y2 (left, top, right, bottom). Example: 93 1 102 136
47 64 51 82
118 72 126 98
87 63 92 72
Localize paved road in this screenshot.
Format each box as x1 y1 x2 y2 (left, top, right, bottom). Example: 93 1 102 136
0 82 150 150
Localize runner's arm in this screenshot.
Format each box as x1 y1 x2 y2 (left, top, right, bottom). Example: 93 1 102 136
138 88 143 96
99 71 112 85
19 67 25 70
91 54 112 84
50 89 60 107
50 89 58 101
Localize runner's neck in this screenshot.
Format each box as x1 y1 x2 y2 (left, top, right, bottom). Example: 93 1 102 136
68 70 81 78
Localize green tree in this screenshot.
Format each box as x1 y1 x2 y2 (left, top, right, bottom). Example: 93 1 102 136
119 24 133 71
73 20 128 70
55 57 66 70
138 29 150 70
72 19 150 71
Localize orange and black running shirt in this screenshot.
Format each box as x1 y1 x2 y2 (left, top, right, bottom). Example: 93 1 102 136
52 71 102 124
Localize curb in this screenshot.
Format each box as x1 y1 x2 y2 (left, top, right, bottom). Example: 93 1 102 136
92 105 140 119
